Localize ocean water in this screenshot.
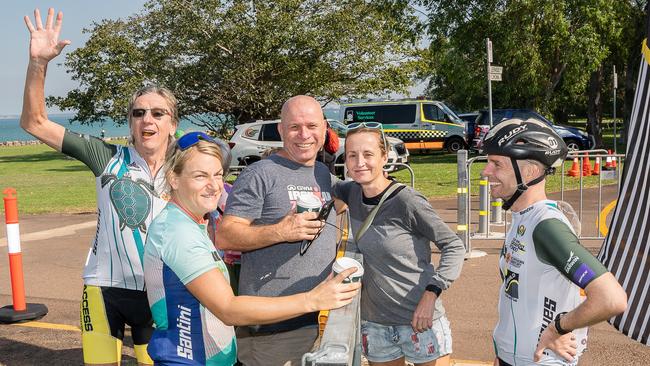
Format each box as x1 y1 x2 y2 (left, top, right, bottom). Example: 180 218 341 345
1 108 341 142
0 115 201 143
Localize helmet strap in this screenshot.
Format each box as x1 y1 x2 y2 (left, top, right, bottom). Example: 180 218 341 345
502 157 547 211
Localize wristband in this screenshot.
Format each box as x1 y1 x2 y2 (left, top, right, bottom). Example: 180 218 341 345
554 312 570 335
425 284 442 297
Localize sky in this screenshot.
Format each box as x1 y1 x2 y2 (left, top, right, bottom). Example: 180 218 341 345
1 1 426 117
1 1 148 116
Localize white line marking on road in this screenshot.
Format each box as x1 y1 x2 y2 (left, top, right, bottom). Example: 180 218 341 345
0 221 96 247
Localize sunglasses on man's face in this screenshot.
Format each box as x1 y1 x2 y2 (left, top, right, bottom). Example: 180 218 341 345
176 131 217 151
131 108 169 119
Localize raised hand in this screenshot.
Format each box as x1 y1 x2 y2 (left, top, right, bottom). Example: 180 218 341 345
24 8 71 64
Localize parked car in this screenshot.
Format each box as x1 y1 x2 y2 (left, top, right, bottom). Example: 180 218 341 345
340 99 468 153
457 112 479 142
228 119 410 176
471 109 594 152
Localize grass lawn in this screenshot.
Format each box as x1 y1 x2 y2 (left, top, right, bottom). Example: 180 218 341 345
1 141 620 215
392 152 619 199
0 141 125 215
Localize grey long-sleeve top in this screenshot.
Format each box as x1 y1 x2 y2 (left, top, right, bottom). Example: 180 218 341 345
334 181 465 325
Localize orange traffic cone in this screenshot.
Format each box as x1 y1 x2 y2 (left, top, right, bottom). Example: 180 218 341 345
612 152 617 169
568 158 580 177
605 154 613 170
592 157 600 175
582 153 592 177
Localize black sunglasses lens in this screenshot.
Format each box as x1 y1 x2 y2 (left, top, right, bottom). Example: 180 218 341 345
300 226 326 256
151 109 167 118
300 240 312 256
132 109 146 118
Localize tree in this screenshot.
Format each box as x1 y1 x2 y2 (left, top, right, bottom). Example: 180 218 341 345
421 0 618 131
50 0 422 134
608 0 647 146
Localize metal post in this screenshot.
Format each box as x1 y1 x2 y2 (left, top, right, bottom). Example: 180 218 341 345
490 198 503 224
487 38 493 127
613 65 618 154
478 176 489 234
457 150 469 252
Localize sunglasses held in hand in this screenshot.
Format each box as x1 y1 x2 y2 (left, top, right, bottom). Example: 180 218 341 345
300 200 337 256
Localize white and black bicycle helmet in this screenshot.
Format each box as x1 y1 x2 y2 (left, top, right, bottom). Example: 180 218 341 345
482 118 568 210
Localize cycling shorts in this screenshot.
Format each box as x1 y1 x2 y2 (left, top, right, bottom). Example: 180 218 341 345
80 285 154 364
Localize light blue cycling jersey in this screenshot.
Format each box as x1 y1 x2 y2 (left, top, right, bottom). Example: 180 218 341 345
144 203 236 365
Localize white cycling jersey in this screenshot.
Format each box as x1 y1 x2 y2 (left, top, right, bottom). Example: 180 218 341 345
493 200 607 366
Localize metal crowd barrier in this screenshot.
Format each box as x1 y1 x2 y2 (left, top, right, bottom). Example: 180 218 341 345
228 162 416 188
302 251 363 366
457 149 625 255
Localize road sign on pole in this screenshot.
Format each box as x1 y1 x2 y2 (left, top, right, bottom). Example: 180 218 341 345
613 65 618 153
489 73 502 81
487 38 493 126
489 66 503 74
487 39 493 63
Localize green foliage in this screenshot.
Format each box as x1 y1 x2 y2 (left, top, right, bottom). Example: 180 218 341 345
49 0 422 133
421 0 620 116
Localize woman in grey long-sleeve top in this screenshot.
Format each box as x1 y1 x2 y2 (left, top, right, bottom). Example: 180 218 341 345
333 124 465 366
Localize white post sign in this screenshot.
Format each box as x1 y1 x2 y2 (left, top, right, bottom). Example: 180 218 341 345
489 73 502 81
487 39 493 63
489 66 503 74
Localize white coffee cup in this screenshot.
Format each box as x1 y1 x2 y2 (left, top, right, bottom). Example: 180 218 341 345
296 194 322 213
332 257 364 283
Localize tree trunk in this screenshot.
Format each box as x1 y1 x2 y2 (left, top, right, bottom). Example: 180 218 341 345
552 108 569 125
586 66 604 148
623 53 641 146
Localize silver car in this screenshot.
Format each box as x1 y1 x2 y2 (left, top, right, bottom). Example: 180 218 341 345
229 119 409 176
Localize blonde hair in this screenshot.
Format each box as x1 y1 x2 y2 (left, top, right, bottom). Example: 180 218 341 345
345 128 387 156
163 140 223 193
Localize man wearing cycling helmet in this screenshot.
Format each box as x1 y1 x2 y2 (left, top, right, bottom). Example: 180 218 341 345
481 119 627 366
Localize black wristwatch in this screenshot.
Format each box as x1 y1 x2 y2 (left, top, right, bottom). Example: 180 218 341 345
554 312 570 335
425 284 442 297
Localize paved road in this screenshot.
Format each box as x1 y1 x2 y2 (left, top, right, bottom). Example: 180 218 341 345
0 187 648 365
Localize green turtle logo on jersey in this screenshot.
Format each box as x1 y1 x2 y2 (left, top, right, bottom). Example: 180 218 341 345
101 174 155 232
